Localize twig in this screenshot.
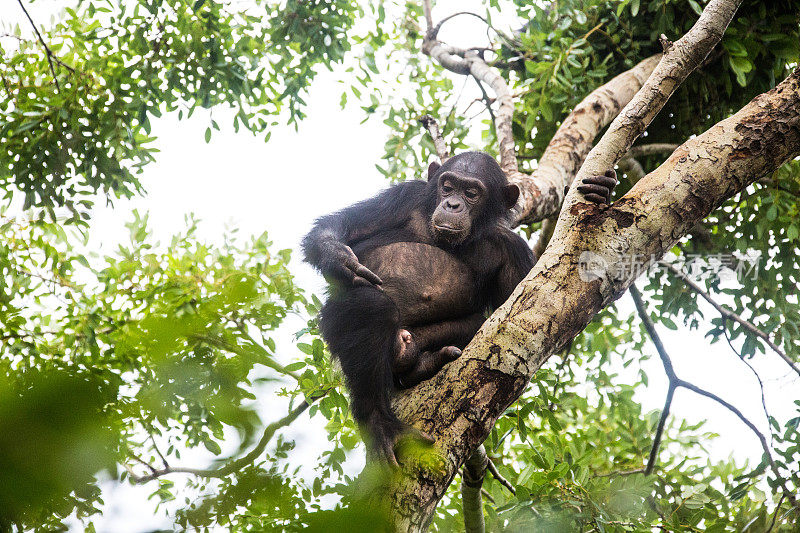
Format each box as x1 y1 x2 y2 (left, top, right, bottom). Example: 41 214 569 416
127 401 310 483
766 494 787 533
485 456 515 495
630 285 800 513
16 0 73 91
473 77 497 127
722 318 772 446
665 263 800 378
419 115 450 162
149 433 170 469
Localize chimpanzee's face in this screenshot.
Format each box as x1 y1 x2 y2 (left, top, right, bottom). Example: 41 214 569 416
430 170 487 245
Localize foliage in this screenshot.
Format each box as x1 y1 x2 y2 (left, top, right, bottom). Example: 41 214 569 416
0 0 798 531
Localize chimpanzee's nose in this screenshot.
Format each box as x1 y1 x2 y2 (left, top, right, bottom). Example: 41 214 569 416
445 198 463 211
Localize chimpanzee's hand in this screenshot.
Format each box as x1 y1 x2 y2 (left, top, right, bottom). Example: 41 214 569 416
321 240 383 288
577 169 617 205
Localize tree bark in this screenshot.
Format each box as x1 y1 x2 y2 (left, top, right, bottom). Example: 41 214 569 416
390 64 800 533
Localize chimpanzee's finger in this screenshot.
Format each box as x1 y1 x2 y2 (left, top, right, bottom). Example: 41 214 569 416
353 276 384 291
605 168 617 179
582 175 617 188
353 264 383 285
583 193 608 204
577 184 612 197
328 262 355 283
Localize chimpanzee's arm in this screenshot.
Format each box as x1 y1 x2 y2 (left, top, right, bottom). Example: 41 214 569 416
302 181 427 287
490 228 535 309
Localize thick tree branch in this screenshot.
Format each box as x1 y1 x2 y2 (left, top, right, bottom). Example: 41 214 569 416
665 263 800 378
512 56 660 225
628 143 680 158
553 0 743 241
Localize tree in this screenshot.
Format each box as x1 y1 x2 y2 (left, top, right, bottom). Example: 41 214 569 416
0 0 798 531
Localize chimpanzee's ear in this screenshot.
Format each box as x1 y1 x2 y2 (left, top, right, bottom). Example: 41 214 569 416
504 184 520 209
427 161 441 182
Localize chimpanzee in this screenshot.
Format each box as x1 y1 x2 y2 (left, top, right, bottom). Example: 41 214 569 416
302 152 616 465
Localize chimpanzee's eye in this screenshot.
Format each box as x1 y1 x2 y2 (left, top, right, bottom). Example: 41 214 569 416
442 182 454 193
465 189 479 200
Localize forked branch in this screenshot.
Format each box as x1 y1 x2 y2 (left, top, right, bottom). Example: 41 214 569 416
630 286 800 512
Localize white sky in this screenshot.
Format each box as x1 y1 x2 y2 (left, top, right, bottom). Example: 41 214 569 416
2 1 799 531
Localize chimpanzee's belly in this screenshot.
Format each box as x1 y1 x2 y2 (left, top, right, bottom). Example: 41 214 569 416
359 242 481 325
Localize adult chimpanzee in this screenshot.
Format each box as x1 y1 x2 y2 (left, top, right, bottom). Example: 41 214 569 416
303 152 616 465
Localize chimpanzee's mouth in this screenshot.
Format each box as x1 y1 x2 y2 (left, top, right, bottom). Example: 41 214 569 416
433 224 462 234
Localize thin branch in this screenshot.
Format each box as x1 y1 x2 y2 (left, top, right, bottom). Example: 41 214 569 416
420 0 518 177
127 400 310 483
627 144 679 158
630 285 800 513
16 0 74 91
767 494 787 533
485 456 515 495
190 333 301 381
149 433 170 469
595 467 647 478
722 318 772 446
630 286 677 381
665 263 800 378
422 0 433 32
430 12 493 40
419 115 449 162
646 384 675 475
473 77 497 127
531 216 557 260
462 444 488 533
618 156 646 184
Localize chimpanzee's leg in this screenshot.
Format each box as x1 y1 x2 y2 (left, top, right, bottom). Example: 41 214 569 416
319 287 418 465
393 313 485 388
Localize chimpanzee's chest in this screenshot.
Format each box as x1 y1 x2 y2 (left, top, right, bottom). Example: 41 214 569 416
359 242 489 325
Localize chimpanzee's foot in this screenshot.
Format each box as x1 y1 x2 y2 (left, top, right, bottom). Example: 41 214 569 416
366 412 434 468
397 345 462 388
392 329 419 374
577 169 617 205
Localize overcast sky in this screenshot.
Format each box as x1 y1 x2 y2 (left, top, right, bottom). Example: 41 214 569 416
3 2 799 531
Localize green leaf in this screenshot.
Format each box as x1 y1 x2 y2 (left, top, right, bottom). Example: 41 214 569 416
687 0 703 16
